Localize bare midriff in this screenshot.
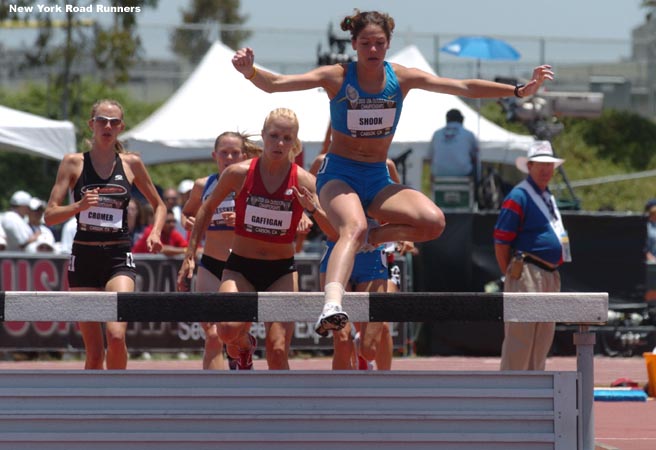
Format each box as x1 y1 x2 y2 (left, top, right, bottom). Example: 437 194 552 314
203 229 234 261
328 130 394 163
231 235 295 260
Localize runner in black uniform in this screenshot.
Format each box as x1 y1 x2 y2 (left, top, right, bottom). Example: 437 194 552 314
45 99 165 370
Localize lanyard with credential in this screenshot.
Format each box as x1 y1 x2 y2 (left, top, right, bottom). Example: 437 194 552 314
522 180 572 262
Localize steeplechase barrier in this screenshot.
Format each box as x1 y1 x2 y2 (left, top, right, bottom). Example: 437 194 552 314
0 291 607 450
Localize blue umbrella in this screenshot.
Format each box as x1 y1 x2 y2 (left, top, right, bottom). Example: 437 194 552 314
440 36 520 61
440 36 521 135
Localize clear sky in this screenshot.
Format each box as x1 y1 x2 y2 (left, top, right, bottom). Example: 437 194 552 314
2 0 650 65
131 0 649 67
139 0 646 41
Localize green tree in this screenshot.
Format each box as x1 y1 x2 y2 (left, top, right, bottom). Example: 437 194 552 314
171 0 250 63
571 110 656 170
0 79 162 210
4 0 158 118
482 102 656 212
93 0 159 85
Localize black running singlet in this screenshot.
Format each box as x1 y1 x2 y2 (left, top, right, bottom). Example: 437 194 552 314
72 152 131 242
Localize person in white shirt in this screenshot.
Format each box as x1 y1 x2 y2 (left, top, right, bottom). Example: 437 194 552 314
58 216 78 254
174 179 194 237
25 198 57 253
0 219 7 250
1 190 38 251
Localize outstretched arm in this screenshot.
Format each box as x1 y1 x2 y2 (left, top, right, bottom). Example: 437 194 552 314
232 47 342 95
398 64 554 99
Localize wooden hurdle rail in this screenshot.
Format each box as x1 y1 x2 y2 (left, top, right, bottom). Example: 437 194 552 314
0 291 608 450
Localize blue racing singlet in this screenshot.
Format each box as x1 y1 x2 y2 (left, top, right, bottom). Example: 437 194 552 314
330 61 403 138
202 173 235 231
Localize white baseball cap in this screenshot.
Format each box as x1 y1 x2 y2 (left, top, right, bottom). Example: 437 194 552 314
177 179 194 195
29 198 45 211
25 237 56 253
10 190 32 207
515 141 565 174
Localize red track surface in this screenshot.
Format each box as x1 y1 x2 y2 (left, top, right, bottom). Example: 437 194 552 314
0 355 653 450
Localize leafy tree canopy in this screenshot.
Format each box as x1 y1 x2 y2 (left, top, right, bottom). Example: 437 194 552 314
171 0 250 64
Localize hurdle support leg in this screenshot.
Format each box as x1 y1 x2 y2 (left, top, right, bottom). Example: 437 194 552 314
574 325 596 450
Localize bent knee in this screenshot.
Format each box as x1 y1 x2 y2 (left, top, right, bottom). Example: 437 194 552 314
339 221 369 246
416 207 446 241
217 323 245 343
204 333 222 347
332 328 353 349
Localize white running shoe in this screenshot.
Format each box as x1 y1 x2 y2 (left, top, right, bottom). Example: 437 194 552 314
314 303 349 337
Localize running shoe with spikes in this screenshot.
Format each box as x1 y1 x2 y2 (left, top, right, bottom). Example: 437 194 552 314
233 333 256 370
314 303 349 337
358 355 374 371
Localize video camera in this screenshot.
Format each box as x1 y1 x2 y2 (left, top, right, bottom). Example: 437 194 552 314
316 24 355 66
513 91 604 121
496 76 604 125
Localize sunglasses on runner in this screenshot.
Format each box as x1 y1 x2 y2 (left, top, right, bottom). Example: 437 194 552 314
93 116 123 127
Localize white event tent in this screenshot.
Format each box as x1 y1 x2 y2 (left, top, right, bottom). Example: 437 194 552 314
121 41 331 165
121 41 534 189
0 105 76 160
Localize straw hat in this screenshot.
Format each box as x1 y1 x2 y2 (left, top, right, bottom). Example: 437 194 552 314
515 141 565 174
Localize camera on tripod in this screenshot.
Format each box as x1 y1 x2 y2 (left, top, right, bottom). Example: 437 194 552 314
316 25 355 66
496 76 604 126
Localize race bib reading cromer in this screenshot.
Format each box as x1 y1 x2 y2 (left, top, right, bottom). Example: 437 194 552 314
79 206 123 230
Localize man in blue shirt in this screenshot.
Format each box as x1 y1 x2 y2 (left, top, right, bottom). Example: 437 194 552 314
645 201 656 262
426 109 480 181
493 141 571 370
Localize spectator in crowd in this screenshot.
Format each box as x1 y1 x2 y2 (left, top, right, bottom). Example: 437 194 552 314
132 209 187 256
646 201 656 263
493 141 570 371
127 198 147 246
177 179 194 209
142 202 155 227
163 182 192 238
0 221 7 250
162 187 179 214
25 198 57 253
59 216 77 254
426 108 480 182
2 190 39 251
175 179 194 237
44 98 165 370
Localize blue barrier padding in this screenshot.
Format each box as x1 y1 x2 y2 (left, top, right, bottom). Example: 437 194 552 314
594 388 648 402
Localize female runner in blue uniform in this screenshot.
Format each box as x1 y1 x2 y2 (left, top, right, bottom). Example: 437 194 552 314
232 10 554 336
